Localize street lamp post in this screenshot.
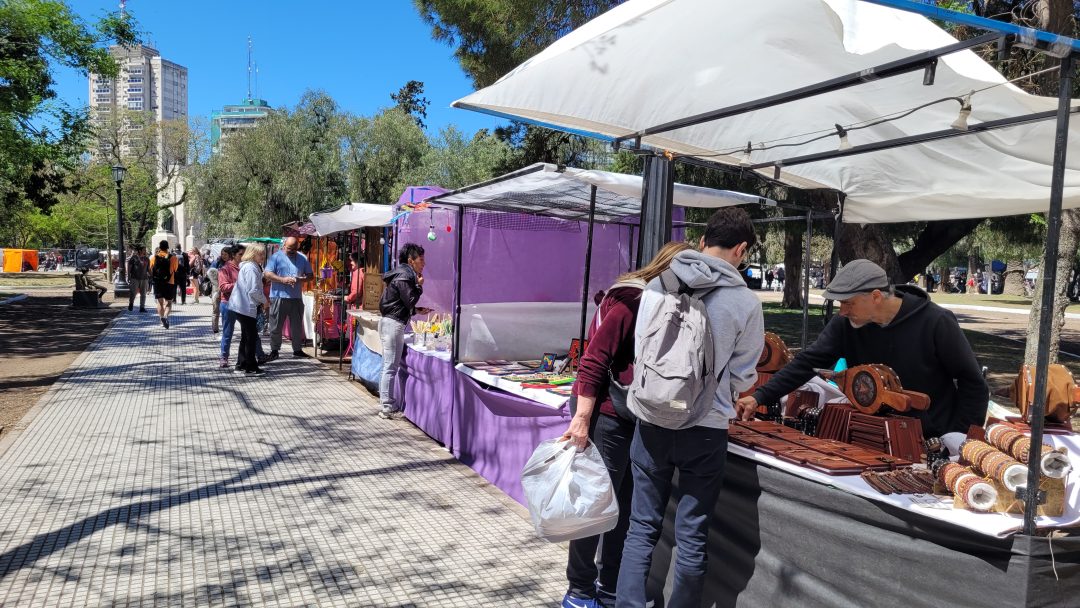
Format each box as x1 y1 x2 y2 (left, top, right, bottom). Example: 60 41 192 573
111 165 130 297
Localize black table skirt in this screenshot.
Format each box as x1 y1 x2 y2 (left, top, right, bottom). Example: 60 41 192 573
645 451 1080 607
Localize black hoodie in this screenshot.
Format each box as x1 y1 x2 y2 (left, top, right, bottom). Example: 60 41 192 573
754 285 988 438
379 264 423 324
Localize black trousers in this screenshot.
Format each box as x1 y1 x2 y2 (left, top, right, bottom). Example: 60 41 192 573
175 273 188 303
235 312 259 371
565 412 636 601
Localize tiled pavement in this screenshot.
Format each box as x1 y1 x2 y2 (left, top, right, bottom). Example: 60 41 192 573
0 302 567 607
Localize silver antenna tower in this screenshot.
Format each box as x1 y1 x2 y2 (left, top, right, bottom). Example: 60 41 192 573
246 36 253 101
120 0 127 17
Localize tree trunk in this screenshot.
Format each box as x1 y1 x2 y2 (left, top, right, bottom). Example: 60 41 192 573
1024 0 1077 364
1002 260 1026 296
835 223 902 281
1025 209 1080 364
967 252 979 296
782 212 804 309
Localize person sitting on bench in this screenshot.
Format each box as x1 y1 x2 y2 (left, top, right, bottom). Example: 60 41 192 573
74 266 107 299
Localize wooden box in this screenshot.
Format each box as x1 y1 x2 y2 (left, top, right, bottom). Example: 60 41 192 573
362 272 384 312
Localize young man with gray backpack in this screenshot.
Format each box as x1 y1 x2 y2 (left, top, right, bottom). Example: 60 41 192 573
616 207 764 608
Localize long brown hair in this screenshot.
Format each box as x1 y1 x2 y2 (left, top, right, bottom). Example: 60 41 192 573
616 241 691 284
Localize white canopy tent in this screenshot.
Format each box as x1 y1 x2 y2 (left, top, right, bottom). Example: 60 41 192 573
453 0 1080 224
308 203 393 236
430 162 774 223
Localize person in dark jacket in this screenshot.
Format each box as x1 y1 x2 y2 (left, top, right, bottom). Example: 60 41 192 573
736 259 989 438
173 247 190 304
376 243 431 420
559 242 689 608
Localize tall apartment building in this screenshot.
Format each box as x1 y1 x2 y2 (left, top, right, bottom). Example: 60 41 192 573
88 44 188 153
88 44 191 248
210 97 272 155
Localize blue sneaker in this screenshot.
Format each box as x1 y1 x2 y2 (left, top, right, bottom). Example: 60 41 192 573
561 594 598 608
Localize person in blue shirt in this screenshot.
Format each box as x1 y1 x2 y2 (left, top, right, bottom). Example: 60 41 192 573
264 237 314 359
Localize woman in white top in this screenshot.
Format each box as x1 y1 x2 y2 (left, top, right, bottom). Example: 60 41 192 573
228 244 269 375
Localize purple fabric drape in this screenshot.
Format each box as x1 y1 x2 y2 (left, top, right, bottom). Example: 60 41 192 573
453 374 570 505
400 348 454 448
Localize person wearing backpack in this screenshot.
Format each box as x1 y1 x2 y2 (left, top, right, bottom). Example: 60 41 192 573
148 240 179 328
616 207 764 608
559 242 689 608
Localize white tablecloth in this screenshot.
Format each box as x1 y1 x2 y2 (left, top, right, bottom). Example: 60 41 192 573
454 364 569 409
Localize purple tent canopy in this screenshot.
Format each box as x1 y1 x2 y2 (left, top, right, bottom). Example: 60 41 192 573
398 186 449 205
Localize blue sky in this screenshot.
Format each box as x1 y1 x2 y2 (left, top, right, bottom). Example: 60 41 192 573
56 0 504 136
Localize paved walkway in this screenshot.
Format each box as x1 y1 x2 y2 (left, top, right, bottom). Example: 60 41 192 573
0 302 567 607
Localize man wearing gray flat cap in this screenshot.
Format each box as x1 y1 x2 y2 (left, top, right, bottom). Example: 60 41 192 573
735 259 988 438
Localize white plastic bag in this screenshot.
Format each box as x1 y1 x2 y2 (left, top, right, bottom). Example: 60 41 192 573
520 437 619 542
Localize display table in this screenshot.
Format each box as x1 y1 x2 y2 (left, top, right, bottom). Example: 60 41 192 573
455 364 570 408
646 448 1080 607
726 431 1080 537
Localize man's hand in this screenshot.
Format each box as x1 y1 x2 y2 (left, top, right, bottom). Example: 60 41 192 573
559 414 591 451
415 306 433 315
284 276 297 286
735 395 759 421
416 274 425 287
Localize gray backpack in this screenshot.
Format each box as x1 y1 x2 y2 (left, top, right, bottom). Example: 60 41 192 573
626 270 719 429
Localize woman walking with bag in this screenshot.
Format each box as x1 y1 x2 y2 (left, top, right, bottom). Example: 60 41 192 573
228 244 269 376
187 248 205 304
558 241 690 608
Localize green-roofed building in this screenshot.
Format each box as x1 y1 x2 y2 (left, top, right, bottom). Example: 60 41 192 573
210 98 272 156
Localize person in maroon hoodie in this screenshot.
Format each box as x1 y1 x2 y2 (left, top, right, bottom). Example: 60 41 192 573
559 241 691 608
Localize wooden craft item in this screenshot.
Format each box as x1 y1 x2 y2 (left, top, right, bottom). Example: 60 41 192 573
829 364 931 415
1012 363 1080 424
757 332 794 373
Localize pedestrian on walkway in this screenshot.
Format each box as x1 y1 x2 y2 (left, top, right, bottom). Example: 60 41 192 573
209 246 232 333
217 246 240 367
148 241 178 328
229 244 269 376
377 243 431 420
173 247 190 305
616 208 764 608
126 245 149 312
187 247 204 304
264 236 314 360
559 241 690 608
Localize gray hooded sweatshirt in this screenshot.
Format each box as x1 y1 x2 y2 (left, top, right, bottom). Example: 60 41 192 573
635 250 764 429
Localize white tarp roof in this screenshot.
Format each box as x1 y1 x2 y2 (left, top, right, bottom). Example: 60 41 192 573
453 0 1080 224
431 163 772 222
309 203 393 236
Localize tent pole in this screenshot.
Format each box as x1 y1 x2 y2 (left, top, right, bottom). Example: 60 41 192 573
826 194 845 321
452 206 465 363
638 154 675 269
802 210 812 349
339 233 346 372
580 186 598 351
1023 52 1074 536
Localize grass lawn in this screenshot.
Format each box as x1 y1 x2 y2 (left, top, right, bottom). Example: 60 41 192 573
0 273 77 288
761 302 1080 400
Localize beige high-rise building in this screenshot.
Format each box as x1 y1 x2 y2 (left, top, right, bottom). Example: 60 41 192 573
88 45 192 249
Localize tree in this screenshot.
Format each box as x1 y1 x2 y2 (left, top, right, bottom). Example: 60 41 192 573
191 90 349 237
396 126 513 192
340 107 429 204
414 0 623 166
0 0 137 216
89 109 204 245
391 80 430 129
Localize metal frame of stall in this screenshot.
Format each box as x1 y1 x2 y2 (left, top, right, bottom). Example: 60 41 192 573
409 164 826 368
601 2 1080 535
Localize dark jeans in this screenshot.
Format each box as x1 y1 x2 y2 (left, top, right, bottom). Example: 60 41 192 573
616 423 728 608
175 273 188 303
566 413 636 602
235 312 259 371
